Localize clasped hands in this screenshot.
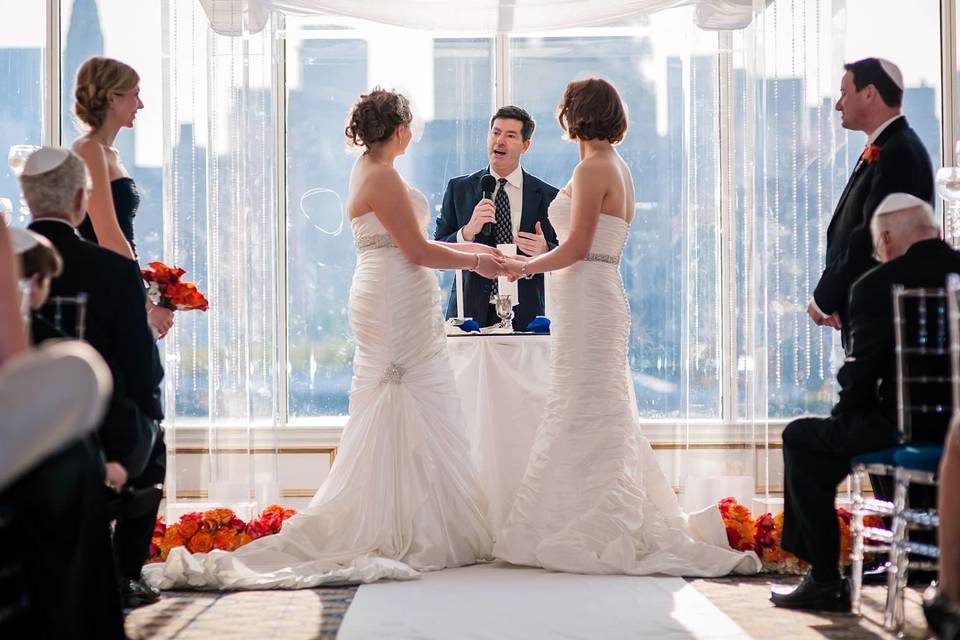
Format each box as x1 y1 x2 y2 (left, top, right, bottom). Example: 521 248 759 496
469 244 532 281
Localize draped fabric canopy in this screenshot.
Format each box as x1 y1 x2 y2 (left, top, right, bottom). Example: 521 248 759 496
198 0 761 35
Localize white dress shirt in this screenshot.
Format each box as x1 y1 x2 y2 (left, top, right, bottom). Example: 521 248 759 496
457 165 524 242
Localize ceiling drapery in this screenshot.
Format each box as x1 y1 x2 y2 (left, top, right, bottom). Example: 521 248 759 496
197 0 762 35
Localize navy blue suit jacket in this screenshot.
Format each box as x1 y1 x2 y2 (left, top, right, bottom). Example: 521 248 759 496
434 168 559 330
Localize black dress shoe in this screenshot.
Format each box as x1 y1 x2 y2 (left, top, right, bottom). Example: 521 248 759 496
122 578 161 609
923 586 960 640
770 573 852 613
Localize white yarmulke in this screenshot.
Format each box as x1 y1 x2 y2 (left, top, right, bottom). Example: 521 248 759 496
874 192 931 217
22 147 70 176
877 58 904 90
8 227 41 254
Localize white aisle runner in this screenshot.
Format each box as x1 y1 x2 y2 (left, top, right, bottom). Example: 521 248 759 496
337 563 752 640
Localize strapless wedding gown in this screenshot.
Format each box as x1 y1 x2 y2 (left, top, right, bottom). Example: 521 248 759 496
144 189 493 590
494 192 760 577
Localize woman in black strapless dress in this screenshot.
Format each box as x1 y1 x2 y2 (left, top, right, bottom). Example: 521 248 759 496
71 57 173 338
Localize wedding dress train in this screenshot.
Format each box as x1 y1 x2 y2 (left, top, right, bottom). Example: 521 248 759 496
144 189 492 590
494 192 761 577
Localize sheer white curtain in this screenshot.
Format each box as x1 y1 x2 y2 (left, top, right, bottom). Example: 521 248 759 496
162 0 280 515
198 0 760 34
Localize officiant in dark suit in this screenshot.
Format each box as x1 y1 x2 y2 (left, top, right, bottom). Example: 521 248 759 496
435 105 559 331
21 147 166 610
774 194 959 612
807 57 934 345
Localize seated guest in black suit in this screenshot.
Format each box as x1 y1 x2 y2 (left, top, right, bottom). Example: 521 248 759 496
9 228 65 342
434 106 559 330
20 146 166 609
773 193 960 612
0 222 121 638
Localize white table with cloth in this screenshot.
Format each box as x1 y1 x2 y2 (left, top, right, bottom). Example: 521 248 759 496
445 333 552 534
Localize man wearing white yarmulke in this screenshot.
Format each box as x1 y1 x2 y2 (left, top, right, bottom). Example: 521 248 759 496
776 193 958 612
807 58 934 346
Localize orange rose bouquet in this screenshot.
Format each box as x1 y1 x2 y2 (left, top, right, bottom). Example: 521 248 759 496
141 261 209 312
146 504 297 563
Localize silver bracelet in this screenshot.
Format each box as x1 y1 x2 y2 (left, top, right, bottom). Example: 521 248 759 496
469 253 481 272
520 262 533 279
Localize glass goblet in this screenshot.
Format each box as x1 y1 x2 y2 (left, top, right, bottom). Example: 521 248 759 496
494 293 514 330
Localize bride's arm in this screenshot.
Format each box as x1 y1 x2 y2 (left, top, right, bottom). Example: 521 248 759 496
430 240 500 256
513 162 604 277
369 169 504 278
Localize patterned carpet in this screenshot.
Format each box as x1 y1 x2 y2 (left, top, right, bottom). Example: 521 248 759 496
125 587 357 640
125 576 929 639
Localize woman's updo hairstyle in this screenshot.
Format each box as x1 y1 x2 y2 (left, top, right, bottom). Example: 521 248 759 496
345 88 412 150
557 77 628 144
73 57 140 131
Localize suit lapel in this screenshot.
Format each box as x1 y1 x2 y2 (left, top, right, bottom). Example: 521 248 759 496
519 169 541 234
829 117 908 231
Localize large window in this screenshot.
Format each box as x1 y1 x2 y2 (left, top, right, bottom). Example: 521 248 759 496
734 0 943 421
59 0 165 262
5 1 952 434
284 18 493 417
511 10 722 418
0 0 45 227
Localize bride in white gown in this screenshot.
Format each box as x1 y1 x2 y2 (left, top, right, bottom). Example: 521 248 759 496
144 88 504 590
497 78 761 577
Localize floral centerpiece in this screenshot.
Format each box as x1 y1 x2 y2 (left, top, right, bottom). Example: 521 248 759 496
148 504 297 563
141 261 209 312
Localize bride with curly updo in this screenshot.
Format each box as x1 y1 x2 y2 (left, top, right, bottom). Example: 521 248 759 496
71 56 173 338
144 88 501 591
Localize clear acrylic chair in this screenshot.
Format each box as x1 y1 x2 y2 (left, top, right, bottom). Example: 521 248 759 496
38 293 88 340
850 283 951 632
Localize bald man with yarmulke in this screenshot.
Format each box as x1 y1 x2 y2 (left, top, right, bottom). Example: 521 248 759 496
775 193 957 612
807 58 934 346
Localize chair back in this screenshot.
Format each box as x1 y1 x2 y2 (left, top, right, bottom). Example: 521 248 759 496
948 273 960 414
37 293 88 340
893 285 952 443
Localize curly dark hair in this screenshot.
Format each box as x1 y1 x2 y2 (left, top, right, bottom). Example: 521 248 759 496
557 78 628 144
345 88 413 149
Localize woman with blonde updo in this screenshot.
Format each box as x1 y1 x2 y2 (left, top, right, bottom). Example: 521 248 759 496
144 88 500 591
71 56 172 338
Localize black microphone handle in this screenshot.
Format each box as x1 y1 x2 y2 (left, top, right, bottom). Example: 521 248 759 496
480 191 494 237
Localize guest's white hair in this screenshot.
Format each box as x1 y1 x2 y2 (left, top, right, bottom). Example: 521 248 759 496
18 149 90 215
870 192 939 243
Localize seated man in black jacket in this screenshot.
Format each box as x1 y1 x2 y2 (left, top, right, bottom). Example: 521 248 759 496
20 147 166 609
773 193 960 612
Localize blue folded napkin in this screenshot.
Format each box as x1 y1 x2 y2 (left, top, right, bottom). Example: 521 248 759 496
527 316 550 333
459 319 481 332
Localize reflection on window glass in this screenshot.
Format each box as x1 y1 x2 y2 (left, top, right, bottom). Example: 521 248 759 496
285 20 493 417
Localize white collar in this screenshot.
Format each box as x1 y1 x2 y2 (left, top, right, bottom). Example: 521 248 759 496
31 216 75 228
867 114 903 145
490 165 523 190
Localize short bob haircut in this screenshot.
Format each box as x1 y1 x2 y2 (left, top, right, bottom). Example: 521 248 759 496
557 78 628 144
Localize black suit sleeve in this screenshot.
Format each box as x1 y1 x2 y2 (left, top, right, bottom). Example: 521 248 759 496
434 179 461 243
813 143 930 315
113 259 164 420
833 271 891 414
540 192 559 251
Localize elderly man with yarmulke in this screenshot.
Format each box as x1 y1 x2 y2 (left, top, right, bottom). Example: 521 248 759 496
774 193 958 612
807 58 934 346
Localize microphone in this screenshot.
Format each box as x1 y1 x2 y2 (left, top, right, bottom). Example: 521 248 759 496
479 174 497 237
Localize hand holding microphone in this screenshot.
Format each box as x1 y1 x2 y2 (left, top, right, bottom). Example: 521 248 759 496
462 174 497 242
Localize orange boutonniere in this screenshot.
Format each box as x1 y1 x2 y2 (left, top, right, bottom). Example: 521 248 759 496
862 143 881 164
